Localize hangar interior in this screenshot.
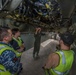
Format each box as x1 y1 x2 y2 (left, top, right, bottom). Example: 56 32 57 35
0 0 76 75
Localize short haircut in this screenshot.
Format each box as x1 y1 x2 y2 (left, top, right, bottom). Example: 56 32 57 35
12 28 19 35
60 32 74 46
0 28 9 41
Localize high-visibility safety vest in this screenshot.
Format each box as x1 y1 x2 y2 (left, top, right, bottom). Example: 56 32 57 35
0 64 11 75
13 37 23 47
0 43 21 58
0 44 20 75
13 37 23 56
45 50 74 75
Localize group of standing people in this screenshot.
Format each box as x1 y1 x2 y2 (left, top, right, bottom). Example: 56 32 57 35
0 27 25 75
33 27 75 75
0 26 75 75
0 26 41 75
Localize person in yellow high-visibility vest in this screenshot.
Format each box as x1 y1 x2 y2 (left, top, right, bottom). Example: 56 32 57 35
2 27 22 57
10 28 25 56
0 28 22 75
43 32 74 75
10 28 25 64
0 65 11 75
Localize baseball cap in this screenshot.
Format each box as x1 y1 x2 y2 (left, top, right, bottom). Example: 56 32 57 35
59 32 74 46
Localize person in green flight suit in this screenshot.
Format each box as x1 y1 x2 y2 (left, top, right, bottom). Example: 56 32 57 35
33 27 41 59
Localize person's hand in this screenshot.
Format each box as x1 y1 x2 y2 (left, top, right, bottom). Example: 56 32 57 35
18 46 24 52
21 44 25 48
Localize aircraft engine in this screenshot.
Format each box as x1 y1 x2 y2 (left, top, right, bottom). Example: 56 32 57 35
0 0 22 11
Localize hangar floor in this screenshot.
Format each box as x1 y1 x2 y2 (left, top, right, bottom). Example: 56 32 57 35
20 46 51 75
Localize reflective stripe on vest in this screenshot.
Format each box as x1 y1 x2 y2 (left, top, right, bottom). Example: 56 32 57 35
52 69 69 75
59 51 66 64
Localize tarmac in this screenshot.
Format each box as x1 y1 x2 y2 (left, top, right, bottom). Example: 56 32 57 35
20 39 76 75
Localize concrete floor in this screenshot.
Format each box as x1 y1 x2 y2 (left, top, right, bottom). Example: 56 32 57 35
20 42 76 75
20 45 51 75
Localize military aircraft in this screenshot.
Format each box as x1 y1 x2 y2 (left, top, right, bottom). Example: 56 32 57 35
0 0 22 11
0 0 22 17
0 0 76 48
0 0 76 30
